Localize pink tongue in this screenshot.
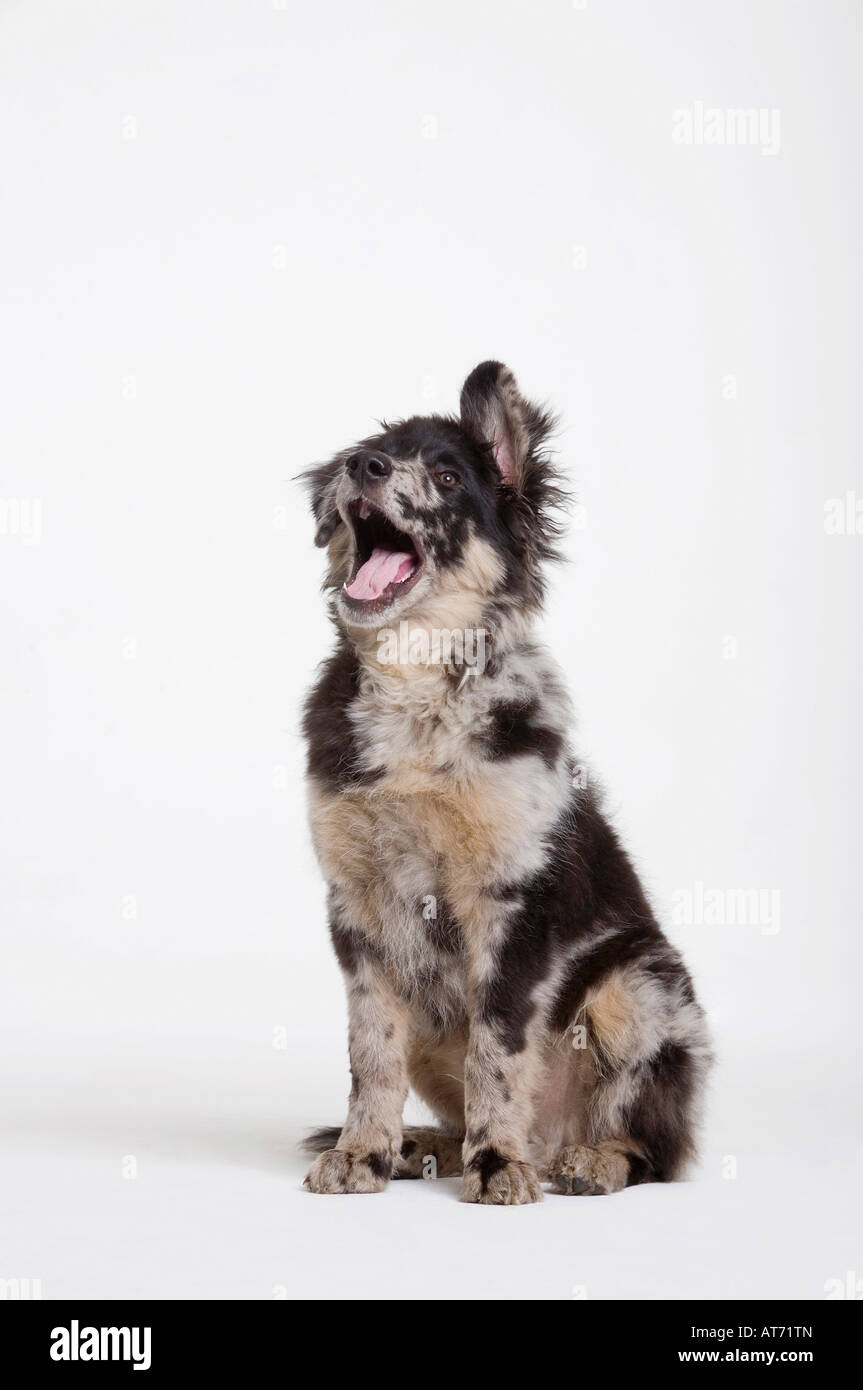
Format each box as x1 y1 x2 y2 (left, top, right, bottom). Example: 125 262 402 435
345 547 415 601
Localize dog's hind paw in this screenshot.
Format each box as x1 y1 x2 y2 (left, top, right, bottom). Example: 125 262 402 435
549 1143 630 1196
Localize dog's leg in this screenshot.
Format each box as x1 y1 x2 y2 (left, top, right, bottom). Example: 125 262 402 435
393 1129 464 1179
546 1044 697 1195
457 911 545 1205
548 960 712 1194
304 940 410 1195
459 1015 544 1204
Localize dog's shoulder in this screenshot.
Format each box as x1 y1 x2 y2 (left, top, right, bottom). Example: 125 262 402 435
301 640 379 792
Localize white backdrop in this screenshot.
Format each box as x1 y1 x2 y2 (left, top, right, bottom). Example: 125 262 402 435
1 0 860 1300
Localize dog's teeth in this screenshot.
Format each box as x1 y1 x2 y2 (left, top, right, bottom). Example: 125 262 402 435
358 501 371 519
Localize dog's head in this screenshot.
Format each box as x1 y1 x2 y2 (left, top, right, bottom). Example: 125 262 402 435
302 362 567 635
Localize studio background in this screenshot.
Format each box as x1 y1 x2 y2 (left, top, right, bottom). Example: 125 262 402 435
1 0 860 1299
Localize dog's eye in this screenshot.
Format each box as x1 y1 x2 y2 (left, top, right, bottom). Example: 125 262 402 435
436 468 460 488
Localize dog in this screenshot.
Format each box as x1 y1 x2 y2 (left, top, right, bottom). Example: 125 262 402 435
300 361 711 1203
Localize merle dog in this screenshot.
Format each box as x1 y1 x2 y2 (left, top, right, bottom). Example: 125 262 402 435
300 362 710 1203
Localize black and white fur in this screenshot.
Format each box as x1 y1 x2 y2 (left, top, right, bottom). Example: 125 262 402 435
300 362 711 1203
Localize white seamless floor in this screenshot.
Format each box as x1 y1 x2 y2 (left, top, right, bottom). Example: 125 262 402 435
2 1028 858 1301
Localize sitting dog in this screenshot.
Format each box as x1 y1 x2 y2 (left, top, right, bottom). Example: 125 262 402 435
300 361 711 1204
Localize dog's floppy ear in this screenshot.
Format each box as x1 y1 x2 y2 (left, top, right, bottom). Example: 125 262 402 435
300 456 345 547
459 360 549 489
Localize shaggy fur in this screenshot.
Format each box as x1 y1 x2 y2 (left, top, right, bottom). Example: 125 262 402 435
299 361 711 1203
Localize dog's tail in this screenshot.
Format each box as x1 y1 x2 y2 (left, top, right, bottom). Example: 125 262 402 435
300 1126 342 1155
301 1125 464 1177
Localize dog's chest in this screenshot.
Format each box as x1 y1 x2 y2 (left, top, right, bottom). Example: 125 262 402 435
309 749 562 1018
306 664 569 1019
309 775 471 1022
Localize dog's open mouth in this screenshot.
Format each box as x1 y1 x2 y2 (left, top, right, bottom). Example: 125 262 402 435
342 500 424 608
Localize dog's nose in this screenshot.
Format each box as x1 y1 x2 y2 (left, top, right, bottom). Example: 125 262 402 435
346 451 392 484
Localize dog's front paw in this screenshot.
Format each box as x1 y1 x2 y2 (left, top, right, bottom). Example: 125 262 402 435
460 1151 542 1206
303 1147 392 1195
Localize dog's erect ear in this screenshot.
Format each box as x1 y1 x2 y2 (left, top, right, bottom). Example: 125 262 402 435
460 360 568 596
459 361 548 489
300 456 345 547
